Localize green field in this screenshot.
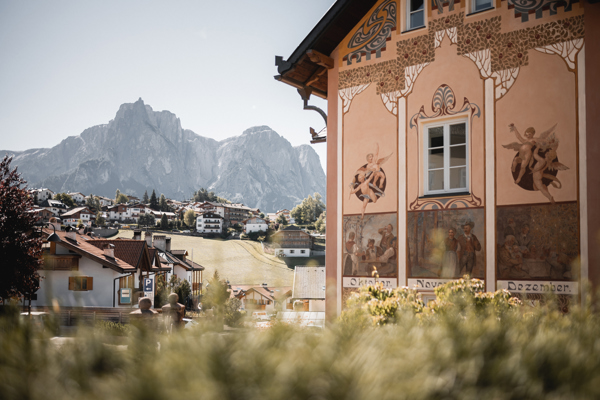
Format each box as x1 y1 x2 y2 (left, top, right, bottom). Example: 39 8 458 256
115 231 307 286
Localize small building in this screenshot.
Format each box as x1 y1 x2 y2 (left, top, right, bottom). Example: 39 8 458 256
196 211 223 234
271 226 313 257
67 192 86 204
243 217 268 234
39 199 68 217
61 207 95 227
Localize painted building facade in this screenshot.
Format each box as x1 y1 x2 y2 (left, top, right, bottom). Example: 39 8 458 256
275 0 600 316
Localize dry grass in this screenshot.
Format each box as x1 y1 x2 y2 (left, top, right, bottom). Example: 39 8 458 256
115 231 294 286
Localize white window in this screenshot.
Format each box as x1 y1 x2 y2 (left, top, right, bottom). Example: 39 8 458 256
472 0 494 12
290 250 295 254
424 120 468 195
301 250 306 254
407 0 425 30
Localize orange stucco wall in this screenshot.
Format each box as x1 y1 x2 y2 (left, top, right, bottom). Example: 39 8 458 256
324 0 591 316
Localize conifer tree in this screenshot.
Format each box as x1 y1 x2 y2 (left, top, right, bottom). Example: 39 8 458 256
143 190 149 204
150 190 158 210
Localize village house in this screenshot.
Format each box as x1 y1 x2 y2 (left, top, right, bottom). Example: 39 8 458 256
31 188 54 203
61 206 95 227
271 225 314 257
276 209 295 224
28 207 54 223
196 211 223 234
231 284 293 311
242 217 269 234
39 199 68 217
275 0 600 316
67 192 86 204
36 227 139 308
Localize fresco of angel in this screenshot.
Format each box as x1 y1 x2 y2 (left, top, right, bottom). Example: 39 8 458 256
349 143 392 219
530 143 569 204
503 123 557 185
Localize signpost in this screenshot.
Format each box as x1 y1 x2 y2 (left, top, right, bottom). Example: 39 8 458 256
143 277 155 305
120 288 131 305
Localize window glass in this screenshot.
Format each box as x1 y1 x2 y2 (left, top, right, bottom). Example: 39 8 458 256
425 121 468 194
428 170 444 191
450 146 466 167
450 124 466 145
408 0 425 29
473 0 493 11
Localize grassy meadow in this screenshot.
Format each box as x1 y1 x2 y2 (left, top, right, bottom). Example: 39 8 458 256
115 231 300 286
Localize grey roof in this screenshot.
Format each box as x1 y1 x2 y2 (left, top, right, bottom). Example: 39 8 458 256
292 266 326 300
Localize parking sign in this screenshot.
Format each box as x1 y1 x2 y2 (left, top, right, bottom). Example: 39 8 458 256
143 278 153 292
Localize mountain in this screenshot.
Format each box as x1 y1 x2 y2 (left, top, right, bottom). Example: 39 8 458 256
2 99 326 212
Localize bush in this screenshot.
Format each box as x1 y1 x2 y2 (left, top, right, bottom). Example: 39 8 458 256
224 298 243 327
1 282 599 399
240 233 249 240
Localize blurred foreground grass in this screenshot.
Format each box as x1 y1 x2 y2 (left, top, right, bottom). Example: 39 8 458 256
1 288 600 399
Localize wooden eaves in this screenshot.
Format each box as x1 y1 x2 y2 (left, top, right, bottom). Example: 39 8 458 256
274 0 379 99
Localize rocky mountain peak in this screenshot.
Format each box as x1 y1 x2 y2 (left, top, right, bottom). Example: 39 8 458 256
4 100 326 212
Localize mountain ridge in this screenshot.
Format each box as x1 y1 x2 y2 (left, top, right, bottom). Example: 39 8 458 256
2 99 326 212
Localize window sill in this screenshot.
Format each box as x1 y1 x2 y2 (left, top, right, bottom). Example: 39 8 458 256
466 7 495 17
401 25 426 34
420 191 471 199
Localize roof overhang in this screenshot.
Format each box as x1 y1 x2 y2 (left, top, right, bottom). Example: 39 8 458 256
274 0 379 99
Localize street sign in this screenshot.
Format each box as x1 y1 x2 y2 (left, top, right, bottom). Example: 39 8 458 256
120 288 131 304
143 277 155 305
143 277 154 292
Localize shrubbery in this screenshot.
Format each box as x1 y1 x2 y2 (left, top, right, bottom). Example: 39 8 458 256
1 280 599 399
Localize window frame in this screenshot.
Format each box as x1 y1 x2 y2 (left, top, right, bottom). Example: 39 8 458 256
423 118 470 196
406 0 426 31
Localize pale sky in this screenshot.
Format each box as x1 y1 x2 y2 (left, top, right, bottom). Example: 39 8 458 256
0 0 332 170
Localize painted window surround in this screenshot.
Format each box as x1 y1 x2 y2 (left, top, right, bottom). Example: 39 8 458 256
422 118 470 196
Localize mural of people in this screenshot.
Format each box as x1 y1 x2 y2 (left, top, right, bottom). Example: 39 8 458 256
342 213 397 277
349 143 392 218
503 123 568 203
440 228 459 278
457 220 482 276
496 203 578 281
408 208 485 279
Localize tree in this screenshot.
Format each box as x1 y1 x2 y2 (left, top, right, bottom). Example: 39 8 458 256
291 192 326 225
138 213 156 228
184 209 196 228
86 194 101 212
150 190 158 210
0 156 42 301
116 193 129 204
95 213 106 227
202 270 229 315
276 214 288 226
115 189 120 202
315 211 326 233
160 214 169 230
143 190 149 204
54 193 74 208
259 212 265 219
159 194 169 211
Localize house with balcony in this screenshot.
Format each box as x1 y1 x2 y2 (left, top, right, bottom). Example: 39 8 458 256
36 227 138 308
196 211 223 234
271 225 313 257
67 192 86 204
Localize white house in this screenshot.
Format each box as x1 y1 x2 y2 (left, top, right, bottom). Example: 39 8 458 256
98 196 113 207
243 217 268 234
40 199 68 217
196 212 223 234
35 228 139 308
67 192 86 204
271 226 313 257
32 188 55 203
61 207 95 227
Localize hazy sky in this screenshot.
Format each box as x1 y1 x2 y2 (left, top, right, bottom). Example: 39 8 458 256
0 0 332 170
